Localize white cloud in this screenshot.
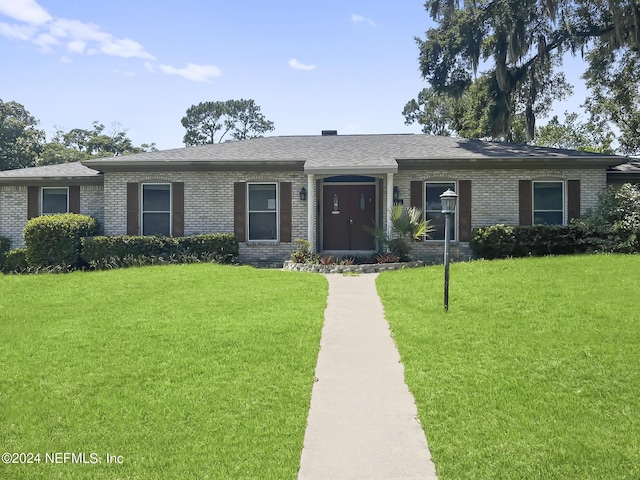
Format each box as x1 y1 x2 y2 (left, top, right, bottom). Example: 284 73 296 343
159 63 222 83
0 0 52 25
66 39 86 54
33 32 58 51
351 14 376 27
143 61 156 73
0 4 156 60
0 0 228 83
99 37 154 59
0 21 36 40
288 58 317 71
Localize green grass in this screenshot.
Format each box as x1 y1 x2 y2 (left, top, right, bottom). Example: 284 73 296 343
377 255 640 480
0 264 327 479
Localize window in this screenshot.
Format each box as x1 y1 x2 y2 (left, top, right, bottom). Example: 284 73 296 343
425 182 456 241
533 181 564 225
248 183 277 240
142 184 171 236
42 187 68 214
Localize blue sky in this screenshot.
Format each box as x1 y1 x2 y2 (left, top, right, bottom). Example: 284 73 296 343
0 0 587 150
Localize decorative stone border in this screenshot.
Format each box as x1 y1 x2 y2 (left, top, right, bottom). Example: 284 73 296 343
282 260 424 274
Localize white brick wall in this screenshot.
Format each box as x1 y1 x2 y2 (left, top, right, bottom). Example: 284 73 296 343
104 171 308 264
0 186 27 249
0 166 609 263
394 167 607 262
0 184 105 249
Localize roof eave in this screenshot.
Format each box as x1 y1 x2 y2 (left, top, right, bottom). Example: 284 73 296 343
396 157 625 170
0 175 103 185
82 159 306 172
304 165 398 175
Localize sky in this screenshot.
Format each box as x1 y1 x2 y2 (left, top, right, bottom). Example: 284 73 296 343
0 0 588 151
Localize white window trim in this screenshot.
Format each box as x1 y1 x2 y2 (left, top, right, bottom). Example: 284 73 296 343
41 187 69 215
247 182 279 242
140 183 172 236
532 180 565 225
425 180 457 242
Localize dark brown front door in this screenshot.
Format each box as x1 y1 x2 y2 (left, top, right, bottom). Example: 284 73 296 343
323 184 376 250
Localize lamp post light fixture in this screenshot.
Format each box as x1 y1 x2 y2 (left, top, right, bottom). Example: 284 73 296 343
440 188 458 311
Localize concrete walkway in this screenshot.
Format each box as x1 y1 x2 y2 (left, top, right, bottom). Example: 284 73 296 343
297 273 438 480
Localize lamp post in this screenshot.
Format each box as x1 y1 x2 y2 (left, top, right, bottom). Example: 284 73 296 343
440 189 458 311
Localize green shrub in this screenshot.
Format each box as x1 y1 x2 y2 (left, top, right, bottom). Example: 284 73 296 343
471 224 593 259
470 225 518 259
23 214 98 269
0 236 10 270
2 248 28 273
81 234 238 269
573 183 640 253
290 239 318 263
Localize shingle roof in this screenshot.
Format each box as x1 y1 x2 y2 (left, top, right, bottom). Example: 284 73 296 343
0 134 630 181
82 134 626 173
0 161 101 182
608 159 640 173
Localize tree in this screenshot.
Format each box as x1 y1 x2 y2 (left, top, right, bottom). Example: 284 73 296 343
39 122 157 165
583 46 640 155
0 99 44 170
181 99 275 146
534 112 614 153
409 1 640 143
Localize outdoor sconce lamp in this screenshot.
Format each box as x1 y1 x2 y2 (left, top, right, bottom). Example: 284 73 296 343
393 186 400 201
299 187 307 201
440 188 458 311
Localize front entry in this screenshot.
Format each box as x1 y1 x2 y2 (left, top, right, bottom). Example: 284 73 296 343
323 184 376 250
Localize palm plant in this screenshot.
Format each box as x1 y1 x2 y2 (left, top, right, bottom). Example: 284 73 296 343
367 204 433 261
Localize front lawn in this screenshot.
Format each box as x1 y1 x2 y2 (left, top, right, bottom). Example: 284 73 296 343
0 264 327 479
377 255 640 480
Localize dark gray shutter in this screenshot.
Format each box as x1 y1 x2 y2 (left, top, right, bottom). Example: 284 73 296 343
410 181 423 210
567 180 581 222
409 181 425 242
458 180 472 242
126 183 139 235
279 182 292 243
27 186 39 219
68 186 80 213
172 182 184 236
519 180 532 226
234 182 246 242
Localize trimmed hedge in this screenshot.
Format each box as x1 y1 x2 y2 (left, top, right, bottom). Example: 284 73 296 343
0 236 10 270
2 248 28 273
81 234 238 269
23 214 99 269
470 224 613 260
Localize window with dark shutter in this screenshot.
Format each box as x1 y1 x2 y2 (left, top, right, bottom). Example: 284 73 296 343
458 180 472 242
172 182 184 236
567 180 581 222
27 186 39 220
519 180 533 226
126 182 139 235
234 182 246 242
69 186 80 213
279 182 292 243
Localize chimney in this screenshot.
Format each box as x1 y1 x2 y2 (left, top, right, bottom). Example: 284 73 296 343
321 130 338 136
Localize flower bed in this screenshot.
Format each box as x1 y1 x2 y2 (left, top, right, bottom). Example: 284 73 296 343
282 260 424 274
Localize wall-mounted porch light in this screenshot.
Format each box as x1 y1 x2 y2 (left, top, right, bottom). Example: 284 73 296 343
299 187 307 201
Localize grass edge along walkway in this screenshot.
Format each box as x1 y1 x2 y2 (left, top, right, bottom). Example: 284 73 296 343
378 254 640 480
0 264 327 480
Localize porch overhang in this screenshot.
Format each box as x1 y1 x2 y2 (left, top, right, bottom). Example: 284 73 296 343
303 164 398 175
